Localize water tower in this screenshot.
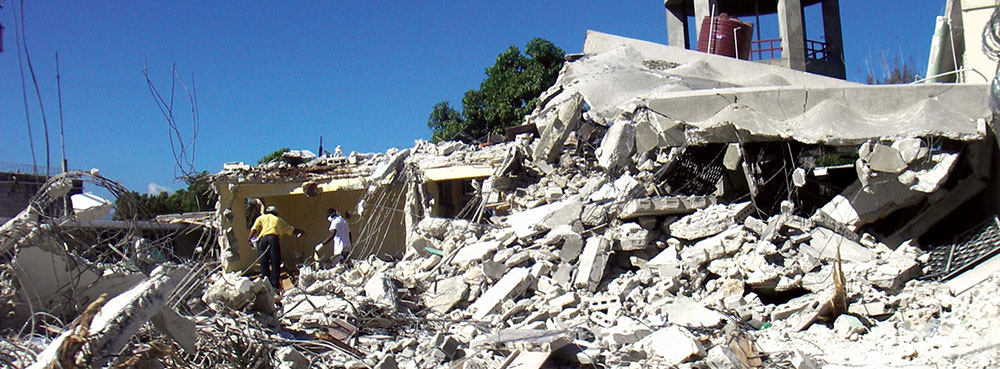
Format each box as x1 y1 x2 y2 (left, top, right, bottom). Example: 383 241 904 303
664 0 846 79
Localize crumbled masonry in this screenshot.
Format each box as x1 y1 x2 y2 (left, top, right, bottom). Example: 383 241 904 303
4 31 1000 368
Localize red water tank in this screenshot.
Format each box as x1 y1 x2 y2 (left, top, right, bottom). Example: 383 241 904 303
696 14 754 60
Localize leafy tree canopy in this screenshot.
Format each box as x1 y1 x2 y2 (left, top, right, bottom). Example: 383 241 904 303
113 171 217 220
429 38 565 143
257 147 291 165
865 55 920 84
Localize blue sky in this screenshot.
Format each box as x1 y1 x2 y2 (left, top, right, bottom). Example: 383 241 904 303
1 1 949 196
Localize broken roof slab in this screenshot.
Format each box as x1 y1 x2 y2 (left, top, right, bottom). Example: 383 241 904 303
649 83 990 145
549 31 988 145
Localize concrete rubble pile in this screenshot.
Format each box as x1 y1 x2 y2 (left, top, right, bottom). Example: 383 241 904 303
4 32 1000 368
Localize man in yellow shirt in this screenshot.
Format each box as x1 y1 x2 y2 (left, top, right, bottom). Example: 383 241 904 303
249 205 303 289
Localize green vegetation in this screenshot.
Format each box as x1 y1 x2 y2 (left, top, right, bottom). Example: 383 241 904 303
257 147 291 165
429 38 565 143
113 171 216 220
865 55 920 84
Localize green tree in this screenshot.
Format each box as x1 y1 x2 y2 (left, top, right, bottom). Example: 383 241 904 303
865 55 920 84
113 171 217 220
429 38 565 143
257 147 290 165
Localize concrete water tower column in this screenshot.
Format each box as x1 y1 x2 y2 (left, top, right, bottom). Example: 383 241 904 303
778 0 806 70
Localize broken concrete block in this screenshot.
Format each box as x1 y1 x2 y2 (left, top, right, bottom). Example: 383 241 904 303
597 120 636 173
641 325 705 365
634 114 662 154
705 345 745 369
661 297 724 328
603 315 653 347
618 195 716 219
865 143 907 173
669 202 750 240
800 227 874 263
588 172 643 203
482 260 509 282
723 143 742 170
470 267 533 320
848 302 890 318
375 355 399 369
574 237 610 292
680 226 743 269
365 271 397 312
790 350 821 369
834 314 867 336
892 138 927 164
868 253 920 293
451 241 500 264
533 93 584 164
792 167 807 187
275 346 310 369
151 307 197 353
615 223 652 251
417 217 453 239
424 276 469 314
541 225 584 263
507 199 583 239
580 204 608 227
503 351 551 369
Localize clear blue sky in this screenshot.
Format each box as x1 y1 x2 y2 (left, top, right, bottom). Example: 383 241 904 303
1 1 949 196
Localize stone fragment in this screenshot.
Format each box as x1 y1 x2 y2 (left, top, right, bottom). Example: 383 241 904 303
868 252 920 293
603 315 653 347
574 237 610 292
433 333 461 359
615 223 652 251
669 202 750 240
834 314 867 336
151 307 197 353
451 241 500 264
641 325 705 365
618 195 716 219
848 302 890 318
800 227 874 263
469 267 533 320
723 143 742 170
365 271 397 312
597 120 636 174
891 138 927 164
790 350 821 369
507 200 583 239
588 172 643 203
504 351 551 369
424 276 469 314
792 167 807 187
374 355 398 369
706 345 744 369
533 93 584 164
482 261 509 282
680 226 743 269
634 115 662 154
865 143 907 173
661 297 724 328
580 204 608 227
274 346 310 369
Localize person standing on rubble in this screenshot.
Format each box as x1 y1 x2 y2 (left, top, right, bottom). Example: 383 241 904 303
249 205 303 289
316 208 352 267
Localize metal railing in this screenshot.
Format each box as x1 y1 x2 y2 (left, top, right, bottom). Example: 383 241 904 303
0 161 69 176
749 38 829 61
805 39 828 61
750 38 781 60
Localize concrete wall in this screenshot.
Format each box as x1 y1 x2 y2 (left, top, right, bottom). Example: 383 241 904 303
962 0 998 83
214 177 409 273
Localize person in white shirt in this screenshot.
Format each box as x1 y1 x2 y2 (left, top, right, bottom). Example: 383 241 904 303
316 208 352 267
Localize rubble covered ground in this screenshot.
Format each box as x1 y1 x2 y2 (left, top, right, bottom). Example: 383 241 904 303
4 32 1000 368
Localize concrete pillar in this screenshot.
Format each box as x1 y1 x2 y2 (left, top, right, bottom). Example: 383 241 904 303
822 0 846 78
666 4 689 49
777 0 806 70
693 0 718 40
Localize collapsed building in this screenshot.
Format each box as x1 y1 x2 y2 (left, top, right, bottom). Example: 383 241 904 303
4 30 1000 368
